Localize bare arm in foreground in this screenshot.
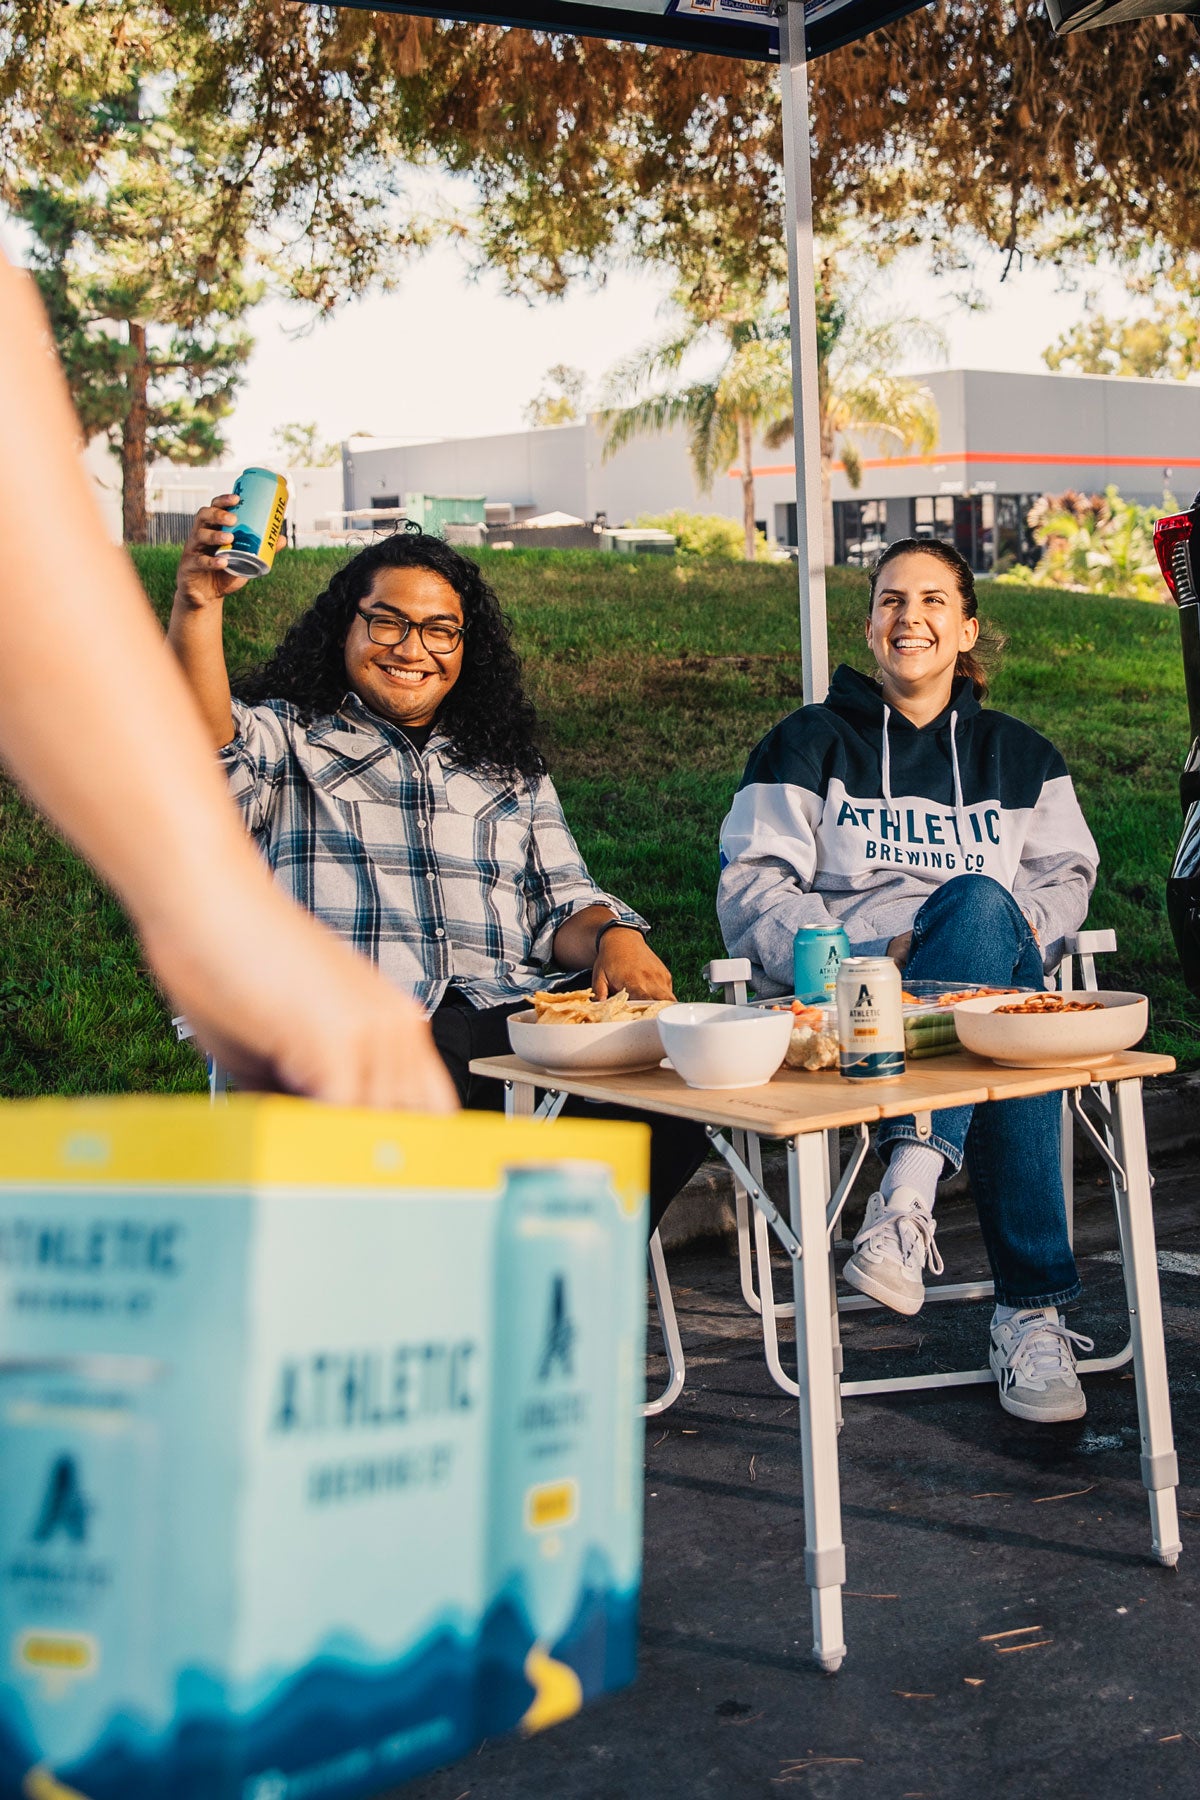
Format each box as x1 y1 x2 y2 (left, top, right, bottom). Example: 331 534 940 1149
0 255 456 1112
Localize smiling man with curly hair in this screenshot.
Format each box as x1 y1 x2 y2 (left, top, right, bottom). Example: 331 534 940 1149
167 506 706 1218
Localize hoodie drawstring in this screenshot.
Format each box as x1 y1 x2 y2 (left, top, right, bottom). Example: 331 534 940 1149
949 712 970 856
881 704 894 814
882 698 970 856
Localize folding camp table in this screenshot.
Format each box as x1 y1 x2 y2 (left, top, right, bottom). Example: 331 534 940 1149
469 1044 1181 1671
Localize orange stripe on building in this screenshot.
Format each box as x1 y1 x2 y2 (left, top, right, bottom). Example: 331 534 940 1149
727 450 1200 478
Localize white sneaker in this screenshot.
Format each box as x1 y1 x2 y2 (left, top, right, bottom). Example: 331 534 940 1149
989 1307 1094 1422
843 1186 943 1317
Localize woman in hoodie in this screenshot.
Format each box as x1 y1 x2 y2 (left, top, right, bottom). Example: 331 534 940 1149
717 538 1100 1422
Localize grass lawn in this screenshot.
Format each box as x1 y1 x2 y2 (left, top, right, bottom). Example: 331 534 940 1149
1 546 1196 1095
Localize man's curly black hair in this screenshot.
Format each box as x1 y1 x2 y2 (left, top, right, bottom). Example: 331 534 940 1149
233 532 545 779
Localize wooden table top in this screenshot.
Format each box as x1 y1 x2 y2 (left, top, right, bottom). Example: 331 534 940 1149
469 1048 1176 1139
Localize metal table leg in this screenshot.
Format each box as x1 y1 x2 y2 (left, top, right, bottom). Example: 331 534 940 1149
753 1190 800 1398
733 1135 765 1315
1109 1079 1182 1567
819 1129 844 1432
788 1130 847 1672
734 1129 793 1320
706 1129 802 1396
644 1228 686 1417
503 1078 536 1120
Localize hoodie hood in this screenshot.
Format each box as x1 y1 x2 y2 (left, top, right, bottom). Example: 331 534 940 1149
824 663 982 732
824 664 979 851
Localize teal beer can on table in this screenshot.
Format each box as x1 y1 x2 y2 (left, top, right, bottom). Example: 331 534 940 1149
793 924 850 1004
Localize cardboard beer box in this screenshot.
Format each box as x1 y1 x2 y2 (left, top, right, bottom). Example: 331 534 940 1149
0 1096 648 1800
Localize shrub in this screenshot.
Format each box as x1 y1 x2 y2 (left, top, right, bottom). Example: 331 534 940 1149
635 510 770 561
995 486 1172 604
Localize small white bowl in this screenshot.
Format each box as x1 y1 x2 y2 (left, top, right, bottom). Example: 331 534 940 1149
507 1008 666 1076
952 990 1148 1069
656 1002 794 1090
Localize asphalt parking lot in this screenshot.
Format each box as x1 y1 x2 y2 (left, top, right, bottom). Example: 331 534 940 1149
403 1146 1200 1800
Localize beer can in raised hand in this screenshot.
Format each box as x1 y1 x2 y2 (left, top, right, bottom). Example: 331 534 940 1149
836 956 906 1081
224 467 289 578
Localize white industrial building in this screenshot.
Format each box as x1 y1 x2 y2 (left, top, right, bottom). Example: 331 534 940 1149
85 365 1200 571
342 367 1200 571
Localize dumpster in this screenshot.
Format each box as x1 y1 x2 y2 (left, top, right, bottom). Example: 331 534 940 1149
403 494 486 538
599 527 676 556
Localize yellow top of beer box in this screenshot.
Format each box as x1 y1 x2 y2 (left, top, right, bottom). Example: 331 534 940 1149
0 1097 649 1215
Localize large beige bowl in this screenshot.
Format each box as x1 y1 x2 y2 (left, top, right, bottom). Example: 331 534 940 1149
507 1007 665 1076
952 991 1148 1069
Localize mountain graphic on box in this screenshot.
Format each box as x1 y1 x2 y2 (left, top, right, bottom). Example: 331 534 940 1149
0 1561 638 1800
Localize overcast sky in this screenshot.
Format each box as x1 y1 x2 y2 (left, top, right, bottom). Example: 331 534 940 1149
2 198 1138 471
218 243 1137 467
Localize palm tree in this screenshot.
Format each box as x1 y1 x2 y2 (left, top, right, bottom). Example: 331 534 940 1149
768 280 946 561
600 269 946 562
599 290 791 561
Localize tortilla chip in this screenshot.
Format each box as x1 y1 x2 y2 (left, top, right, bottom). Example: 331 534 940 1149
532 986 674 1025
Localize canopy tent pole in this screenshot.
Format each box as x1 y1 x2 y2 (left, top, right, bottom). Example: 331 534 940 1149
778 1 830 706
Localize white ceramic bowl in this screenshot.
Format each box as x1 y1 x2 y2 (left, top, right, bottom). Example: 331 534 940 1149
656 1001 794 1091
952 990 1148 1069
507 1007 666 1076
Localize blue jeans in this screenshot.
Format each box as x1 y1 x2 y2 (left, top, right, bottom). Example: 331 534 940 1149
875 875 1081 1309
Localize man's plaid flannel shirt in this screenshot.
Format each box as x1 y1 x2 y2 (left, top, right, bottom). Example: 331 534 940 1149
218 693 648 1012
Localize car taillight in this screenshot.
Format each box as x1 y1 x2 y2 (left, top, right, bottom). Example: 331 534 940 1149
1155 511 1198 606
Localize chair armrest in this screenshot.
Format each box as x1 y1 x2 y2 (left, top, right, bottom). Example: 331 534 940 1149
1063 930 1117 957
706 957 752 1006
1059 929 1117 994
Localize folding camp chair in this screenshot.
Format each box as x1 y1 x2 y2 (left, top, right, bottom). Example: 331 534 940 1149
651 930 1131 1412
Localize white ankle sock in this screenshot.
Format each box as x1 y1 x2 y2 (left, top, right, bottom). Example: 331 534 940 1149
881 1143 943 1211
992 1302 1056 1326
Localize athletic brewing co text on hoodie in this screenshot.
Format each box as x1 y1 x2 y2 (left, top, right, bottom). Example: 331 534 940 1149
717 665 1098 995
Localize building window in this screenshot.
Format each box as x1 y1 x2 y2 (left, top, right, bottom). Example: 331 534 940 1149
913 495 956 543
833 499 887 566
911 495 1003 573
371 494 400 512
841 492 1040 576
991 495 1039 570
775 502 797 547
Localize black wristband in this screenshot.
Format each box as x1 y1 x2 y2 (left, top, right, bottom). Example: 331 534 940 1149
594 918 642 955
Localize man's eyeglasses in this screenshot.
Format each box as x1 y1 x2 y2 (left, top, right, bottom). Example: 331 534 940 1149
356 610 465 655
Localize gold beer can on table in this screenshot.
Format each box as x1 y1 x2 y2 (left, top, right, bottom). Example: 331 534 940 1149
836 956 906 1081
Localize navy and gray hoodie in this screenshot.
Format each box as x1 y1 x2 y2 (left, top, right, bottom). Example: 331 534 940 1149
717 665 1098 995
